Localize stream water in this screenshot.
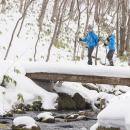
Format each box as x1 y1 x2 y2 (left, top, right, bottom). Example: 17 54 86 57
0 111 97 130
1 80 97 130
39 120 96 130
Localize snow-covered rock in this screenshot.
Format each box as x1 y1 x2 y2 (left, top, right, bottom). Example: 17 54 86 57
0 61 58 115
12 116 40 130
54 82 98 104
91 91 130 130
37 112 55 123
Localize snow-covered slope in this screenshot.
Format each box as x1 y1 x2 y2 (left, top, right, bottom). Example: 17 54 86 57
0 61 58 115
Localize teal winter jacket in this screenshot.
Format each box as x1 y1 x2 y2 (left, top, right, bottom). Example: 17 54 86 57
80 31 98 48
107 34 115 51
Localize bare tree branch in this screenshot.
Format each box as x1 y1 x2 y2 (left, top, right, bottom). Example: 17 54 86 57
46 0 67 62
73 0 81 60
4 0 34 60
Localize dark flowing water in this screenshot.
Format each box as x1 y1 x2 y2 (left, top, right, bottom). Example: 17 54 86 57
0 111 96 130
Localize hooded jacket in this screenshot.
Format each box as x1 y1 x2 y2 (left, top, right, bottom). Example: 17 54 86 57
80 31 98 48
107 34 115 51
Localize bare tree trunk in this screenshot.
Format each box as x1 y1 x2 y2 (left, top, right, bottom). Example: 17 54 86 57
46 0 66 62
94 0 100 24
116 0 119 54
33 0 49 61
1 0 6 5
81 0 89 59
81 0 94 59
17 15 26 37
34 29 40 61
56 0 67 39
119 0 127 56
69 0 75 19
84 0 95 33
1 0 6 12
38 0 49 30
17 0 29 37
73 0 81 61
101 0 112 18
51 0 60 22
4 0 34 60
94 0 101 65
127 9 130 65
19 0 25 13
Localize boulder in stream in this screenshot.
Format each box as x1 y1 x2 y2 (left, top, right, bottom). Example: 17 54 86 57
12 116 40 130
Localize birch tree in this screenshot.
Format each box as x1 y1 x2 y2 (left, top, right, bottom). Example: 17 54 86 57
127 0 130 65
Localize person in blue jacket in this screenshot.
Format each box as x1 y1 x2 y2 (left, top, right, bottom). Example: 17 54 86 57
79 25 98 65
104 29 115 66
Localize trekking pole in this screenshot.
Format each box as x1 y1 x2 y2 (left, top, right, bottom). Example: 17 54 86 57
95 43 99 65
76 40 80 60
105 46 107 65
95 25 100 65
95 36 102 65
103 38 108 65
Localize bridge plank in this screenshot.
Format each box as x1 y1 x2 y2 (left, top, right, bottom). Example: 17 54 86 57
26 72 130 86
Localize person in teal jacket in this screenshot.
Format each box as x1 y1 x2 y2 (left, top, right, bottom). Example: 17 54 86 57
104 29 115 66
79 25 98 65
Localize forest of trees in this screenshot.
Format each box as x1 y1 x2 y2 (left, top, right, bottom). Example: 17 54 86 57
0 0 130 64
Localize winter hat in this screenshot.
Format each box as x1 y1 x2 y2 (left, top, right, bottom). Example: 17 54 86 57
87 24 93 30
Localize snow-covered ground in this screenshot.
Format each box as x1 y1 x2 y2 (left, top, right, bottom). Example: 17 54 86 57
0 61 58 115
1 60 130 130
0 0 130 130
91 91 130 130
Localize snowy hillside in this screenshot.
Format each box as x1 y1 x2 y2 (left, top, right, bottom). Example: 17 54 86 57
0 0 118 64
0 0 130 130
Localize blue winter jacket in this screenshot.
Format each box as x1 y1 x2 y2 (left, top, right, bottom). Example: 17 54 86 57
108 34 115 51
80 31 98 48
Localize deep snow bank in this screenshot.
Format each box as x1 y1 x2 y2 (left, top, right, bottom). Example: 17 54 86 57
91 91 130 130
0 61 58 115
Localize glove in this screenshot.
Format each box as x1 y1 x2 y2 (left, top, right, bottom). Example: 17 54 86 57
104 43 107 46
107 37 109 42
98 38 100 42
98 37 102 42
79 38 82 41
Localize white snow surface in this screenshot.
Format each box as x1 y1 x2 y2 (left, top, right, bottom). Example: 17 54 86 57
90 123 99 130
96 91 130 130
0 0 129 129
37 112 54 120
23 62 130 78
1 60 130 130
0 61 58 115
13 116 37 129
54 82 98 103
9 73 58 110
0 86 12 115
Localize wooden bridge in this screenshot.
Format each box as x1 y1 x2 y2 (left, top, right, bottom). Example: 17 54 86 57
26 72 130 86
24 62 130 86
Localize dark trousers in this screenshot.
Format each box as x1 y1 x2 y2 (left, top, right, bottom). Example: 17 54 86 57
107 50 115 66
88 47 94 65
